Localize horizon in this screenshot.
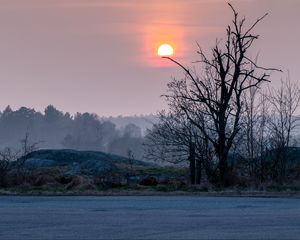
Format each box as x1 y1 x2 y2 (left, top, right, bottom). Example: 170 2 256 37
0 104 158 118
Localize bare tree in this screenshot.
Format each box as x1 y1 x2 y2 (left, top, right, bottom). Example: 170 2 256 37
267 77 300 181
145 111 190 163
145 111 198 184
240 81 257 177
0 148 18 187
145 110 214 185
16 132 40 184
256 91 271 182
163 4 279 186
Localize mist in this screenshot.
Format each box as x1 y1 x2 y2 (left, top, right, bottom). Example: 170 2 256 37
0 105 156 159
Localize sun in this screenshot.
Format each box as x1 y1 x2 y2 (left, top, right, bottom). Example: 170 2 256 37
157 44 174 57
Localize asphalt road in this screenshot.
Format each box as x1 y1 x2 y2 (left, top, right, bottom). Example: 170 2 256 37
0 196 299 240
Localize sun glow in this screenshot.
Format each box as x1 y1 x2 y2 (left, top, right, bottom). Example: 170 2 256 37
157 44 174 57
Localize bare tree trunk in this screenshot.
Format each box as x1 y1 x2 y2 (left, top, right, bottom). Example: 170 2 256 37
189 142 196 185
196 159 202 185
216 129 229 186
257 93 269 183
218 153 229 186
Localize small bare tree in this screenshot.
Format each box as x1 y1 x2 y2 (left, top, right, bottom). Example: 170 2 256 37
145 110 213 185
267 77 300 181
240 80 261 180
0 148 18 187
145 111 198 184
16 132 40 184
256 91 271 182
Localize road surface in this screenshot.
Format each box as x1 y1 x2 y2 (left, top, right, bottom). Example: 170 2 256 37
0 196 299 239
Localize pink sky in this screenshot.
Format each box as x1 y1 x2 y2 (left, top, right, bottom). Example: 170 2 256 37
0 0 299 116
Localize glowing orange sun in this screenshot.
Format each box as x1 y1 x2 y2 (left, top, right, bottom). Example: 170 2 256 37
157 44 174 57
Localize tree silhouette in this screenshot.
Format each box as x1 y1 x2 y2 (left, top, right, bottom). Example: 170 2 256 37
164 4 280 186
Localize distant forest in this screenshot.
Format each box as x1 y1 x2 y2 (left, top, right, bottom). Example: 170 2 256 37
0 105 156 159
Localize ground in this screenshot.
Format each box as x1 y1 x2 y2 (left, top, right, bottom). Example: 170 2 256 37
0 196 299 240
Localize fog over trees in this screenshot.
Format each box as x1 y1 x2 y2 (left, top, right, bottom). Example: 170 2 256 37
0 105 151 159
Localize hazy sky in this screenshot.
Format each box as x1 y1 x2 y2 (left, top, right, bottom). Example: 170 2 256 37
0 0 299 116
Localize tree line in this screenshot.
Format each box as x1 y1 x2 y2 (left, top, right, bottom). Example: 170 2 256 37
0 105 145 159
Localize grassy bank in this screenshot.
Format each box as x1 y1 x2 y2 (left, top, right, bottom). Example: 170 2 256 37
1 184 299 198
